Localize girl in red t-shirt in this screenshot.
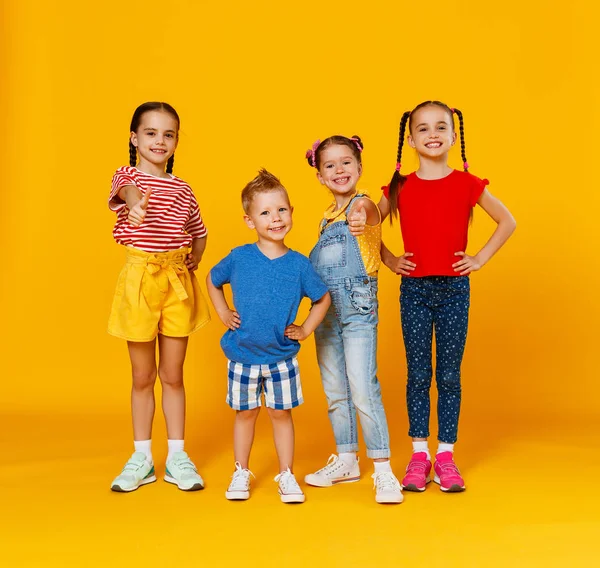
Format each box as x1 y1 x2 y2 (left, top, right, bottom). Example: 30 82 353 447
378 101 516 493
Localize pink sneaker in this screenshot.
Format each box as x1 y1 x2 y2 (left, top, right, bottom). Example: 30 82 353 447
401 452 432 492
433 451 465 492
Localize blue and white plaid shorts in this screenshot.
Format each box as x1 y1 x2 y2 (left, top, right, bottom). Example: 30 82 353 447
227 356 303 411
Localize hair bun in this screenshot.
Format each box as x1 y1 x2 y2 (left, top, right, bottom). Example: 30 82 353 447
351 135 364 150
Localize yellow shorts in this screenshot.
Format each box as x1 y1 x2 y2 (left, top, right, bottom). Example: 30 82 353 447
108 247 211 342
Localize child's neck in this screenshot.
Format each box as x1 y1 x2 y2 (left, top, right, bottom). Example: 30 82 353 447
416 156 453 180
334 189 358 210
256 239 289 260
136 160 170 179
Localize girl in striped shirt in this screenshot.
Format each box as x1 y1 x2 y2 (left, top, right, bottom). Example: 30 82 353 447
108 102 210 493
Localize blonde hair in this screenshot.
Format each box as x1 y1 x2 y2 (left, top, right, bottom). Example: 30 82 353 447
242 168 290 213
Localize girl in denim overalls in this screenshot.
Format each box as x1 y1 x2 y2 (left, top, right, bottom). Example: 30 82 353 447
303 135 403 504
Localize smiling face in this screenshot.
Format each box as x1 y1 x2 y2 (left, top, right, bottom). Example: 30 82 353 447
316 144 362 203
407 105 456 159
244 188 293 244
130 110 179 170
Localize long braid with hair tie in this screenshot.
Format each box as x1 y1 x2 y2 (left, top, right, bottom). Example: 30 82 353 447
396 111 410 171
452 108 469 171
129 142 137 167
166 154 175 175
387 111 411 223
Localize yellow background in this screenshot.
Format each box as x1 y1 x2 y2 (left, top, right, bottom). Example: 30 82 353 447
1 0 598 566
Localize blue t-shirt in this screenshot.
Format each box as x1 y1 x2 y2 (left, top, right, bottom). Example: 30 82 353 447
210 244 328 365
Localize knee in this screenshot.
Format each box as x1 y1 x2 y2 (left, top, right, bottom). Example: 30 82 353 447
158 366 183 389
266 408 291 422
132 368 157 391
407 370 433 390
236 408 260 422
436 370 461 392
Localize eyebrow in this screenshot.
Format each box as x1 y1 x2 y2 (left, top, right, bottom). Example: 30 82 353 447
143 127 176 133
415 121 449 128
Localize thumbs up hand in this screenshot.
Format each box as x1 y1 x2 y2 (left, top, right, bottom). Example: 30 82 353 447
347 201 367 236
128 189 152 227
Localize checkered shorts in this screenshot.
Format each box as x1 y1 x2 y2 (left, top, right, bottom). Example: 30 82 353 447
227 356 303 411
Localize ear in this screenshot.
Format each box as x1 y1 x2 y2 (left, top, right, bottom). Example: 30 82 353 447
130 131 138 147
357 163 363 177
407 134 416 148
290 205 294 214
316 171 325 185
451 131 457 146
243 215 255 230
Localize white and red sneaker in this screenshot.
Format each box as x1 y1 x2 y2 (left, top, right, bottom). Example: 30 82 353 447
304 454 360 487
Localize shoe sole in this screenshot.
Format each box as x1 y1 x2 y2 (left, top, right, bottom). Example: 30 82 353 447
401 476 431 492
164 475 204 491
280 493 306 504
225 490 250 500
304 475 360 488
376 495 404 504
111 475 156 493
433 475 465 492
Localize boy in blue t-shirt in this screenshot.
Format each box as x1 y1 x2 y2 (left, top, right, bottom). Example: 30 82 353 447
206 169 330 504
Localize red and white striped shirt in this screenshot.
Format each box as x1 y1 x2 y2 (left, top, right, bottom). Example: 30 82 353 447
109 166 207 252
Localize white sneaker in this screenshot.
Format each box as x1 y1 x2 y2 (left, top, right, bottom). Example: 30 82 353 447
225 462 254 500
304 454 360 487
372 471 404 504
274 468 305 503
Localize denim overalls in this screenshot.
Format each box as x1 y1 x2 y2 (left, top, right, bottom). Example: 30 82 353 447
309 195 390 459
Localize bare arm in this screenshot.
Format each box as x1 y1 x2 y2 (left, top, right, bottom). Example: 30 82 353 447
115 185 151 227
347 197 381 236
452 189 516 275
284 292 331 341
206 273 240 330
186 235 207 272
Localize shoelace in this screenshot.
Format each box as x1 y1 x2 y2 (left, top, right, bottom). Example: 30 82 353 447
315 454 343 475
373 471 400 491
230 464 254 490
275 470 301 493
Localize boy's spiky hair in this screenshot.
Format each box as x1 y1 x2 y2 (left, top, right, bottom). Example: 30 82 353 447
241 168 289 213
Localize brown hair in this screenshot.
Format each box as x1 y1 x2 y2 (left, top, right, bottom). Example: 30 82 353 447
241 168 290 213
306 135 364 170
129 102 180 174
387 101 468 223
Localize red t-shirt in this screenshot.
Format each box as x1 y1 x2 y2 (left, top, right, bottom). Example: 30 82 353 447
383 170 488 277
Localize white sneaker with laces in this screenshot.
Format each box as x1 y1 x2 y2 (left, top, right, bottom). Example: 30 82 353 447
304 454 360 487
225 462 254 500
372 471 404 504
274 468 305 503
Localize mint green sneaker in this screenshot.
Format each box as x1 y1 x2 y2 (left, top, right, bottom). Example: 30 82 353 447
111 451 156 492
164 451 204 491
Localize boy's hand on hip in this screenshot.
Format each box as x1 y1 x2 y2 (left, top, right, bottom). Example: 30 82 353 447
284 324 308 341
218 309 241 331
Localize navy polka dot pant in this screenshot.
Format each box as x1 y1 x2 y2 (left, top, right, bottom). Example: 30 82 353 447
400 276 470 444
